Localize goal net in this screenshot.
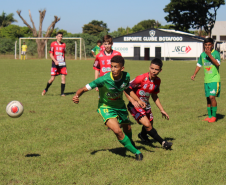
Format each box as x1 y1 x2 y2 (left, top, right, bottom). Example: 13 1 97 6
17 37 86 60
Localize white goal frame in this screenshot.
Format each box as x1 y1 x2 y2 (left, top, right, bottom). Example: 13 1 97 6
17 37 86 60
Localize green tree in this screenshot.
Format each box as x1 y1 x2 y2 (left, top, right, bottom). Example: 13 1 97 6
132 24 145 32
137 19 161 29
0 11 17 27
164 0 225 36
83 20 109 36
0 25 32 39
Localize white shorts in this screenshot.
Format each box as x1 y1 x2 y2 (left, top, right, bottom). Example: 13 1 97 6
21 51 26 55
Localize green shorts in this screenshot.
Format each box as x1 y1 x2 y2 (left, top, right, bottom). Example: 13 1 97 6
204 82 221 97
97 106 130 125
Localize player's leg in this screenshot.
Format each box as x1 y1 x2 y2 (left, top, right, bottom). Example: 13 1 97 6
121 124 135 147
60 67 67 96
204 97 212 121
208 96 217 122
139 116 172 149
206 82 220 122
61 75 66 96
42 69 56 96
98 108 143 160
106 118 143 160
204 83 212 121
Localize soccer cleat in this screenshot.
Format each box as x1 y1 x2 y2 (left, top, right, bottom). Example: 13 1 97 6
42 90 46 96
208 117 217 123
135 153 143 161
204 117 211 121
138 133 151 143
61 94 66 97
162 141 173 150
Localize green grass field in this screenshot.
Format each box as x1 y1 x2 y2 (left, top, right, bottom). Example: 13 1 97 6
1 58 226 185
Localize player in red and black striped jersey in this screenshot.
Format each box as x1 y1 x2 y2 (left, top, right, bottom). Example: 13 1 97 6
125 58 173 150
93 35 121 91
42 32 67 96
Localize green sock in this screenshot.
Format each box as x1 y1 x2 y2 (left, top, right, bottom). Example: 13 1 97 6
212 106 217 117
207 107 212 118
119 135 140 154
124 131 132 141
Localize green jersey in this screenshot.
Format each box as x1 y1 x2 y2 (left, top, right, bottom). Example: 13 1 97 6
197 50 221 83
86 72 130 109
92 45 100 55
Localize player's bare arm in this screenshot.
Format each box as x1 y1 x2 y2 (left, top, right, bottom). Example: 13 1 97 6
191 66 201 81
123 91 140 108
92 51 96 58
50 53 59 65
151 93 169 120
72 86 89 104
124 88 146 108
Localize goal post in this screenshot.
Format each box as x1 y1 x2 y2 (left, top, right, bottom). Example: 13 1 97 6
18 37 86 60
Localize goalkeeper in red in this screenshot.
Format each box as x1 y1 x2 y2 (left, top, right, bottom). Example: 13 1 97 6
191 38 221 123
72 55 146 161
125 58 173 149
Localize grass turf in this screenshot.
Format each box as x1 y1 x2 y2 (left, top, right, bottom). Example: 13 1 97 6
0 59 225 184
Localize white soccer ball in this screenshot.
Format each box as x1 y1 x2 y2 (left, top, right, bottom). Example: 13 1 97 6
6 101 24 118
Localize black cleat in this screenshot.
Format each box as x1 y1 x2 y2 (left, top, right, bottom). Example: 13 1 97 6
138 133 151 143
162 141 173 150
135 153 143 161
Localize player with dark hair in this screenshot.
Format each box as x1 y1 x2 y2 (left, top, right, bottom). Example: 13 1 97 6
42 32 67 96
91 40 102 58
93 35 121 92
191 37 221 123
73 55 146 161
125 58 173 149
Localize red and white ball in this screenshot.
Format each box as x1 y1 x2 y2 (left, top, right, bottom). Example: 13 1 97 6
6 101 24 118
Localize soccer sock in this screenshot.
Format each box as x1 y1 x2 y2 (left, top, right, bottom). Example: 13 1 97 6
207 107 212 118
212 106 217 117
119 135 140 155
45 82 52 92
146 128 164 145
140 125 147 137
21 55 23 60
124 131 132 141
61 83 65 95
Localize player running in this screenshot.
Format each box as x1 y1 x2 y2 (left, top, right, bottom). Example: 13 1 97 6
91 40 102 58
93 35 121 91
125 58 173 149
191 38 221 123
73 55 146 161
42 32 67 96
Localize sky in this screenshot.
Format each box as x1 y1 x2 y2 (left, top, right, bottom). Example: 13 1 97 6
1 0 226 34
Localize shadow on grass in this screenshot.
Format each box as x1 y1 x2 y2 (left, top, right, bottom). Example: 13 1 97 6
198 113 225 120
91 146 153 159
64 92 76 95
25 154 41 157
136 137 175 151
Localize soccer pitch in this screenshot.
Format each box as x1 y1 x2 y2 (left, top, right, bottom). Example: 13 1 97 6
1 59 226 184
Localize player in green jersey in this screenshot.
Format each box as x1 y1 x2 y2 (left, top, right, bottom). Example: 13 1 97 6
91 40 102 57
191 38 221 123
72 55 146 161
